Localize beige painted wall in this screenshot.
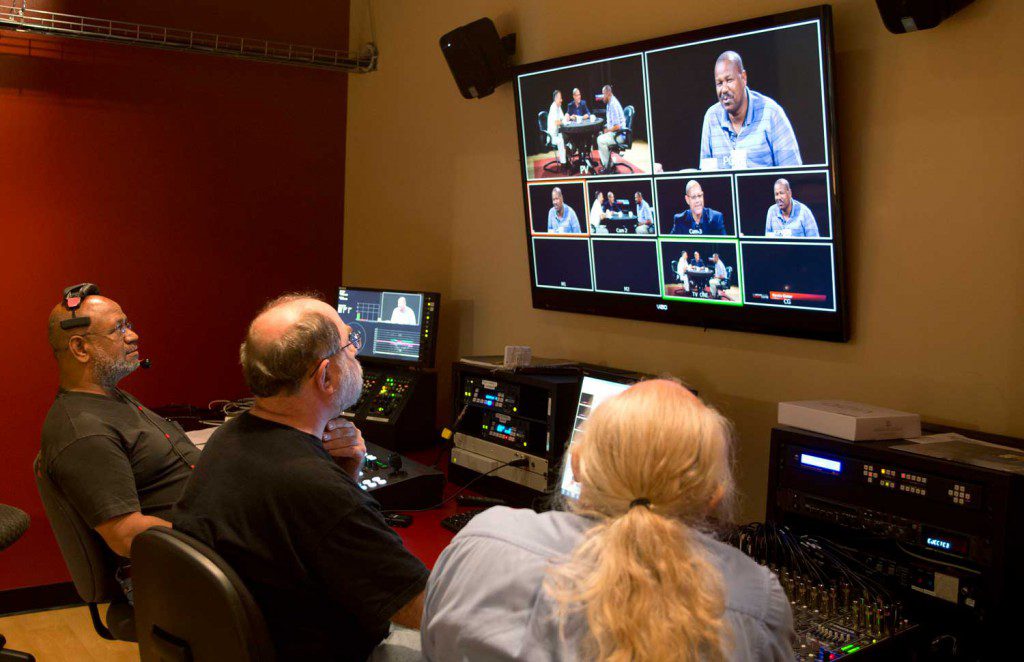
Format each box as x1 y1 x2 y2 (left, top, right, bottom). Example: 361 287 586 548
345 0 1024 520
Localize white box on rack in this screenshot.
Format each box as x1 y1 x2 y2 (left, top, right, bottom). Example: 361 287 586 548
778 400 921 441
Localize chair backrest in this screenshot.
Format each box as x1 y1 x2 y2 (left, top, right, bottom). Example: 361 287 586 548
0 504 29 552
615 105 636 149
537 110 551 147
33 453 121 603
623 104 635 130
132 527 276 662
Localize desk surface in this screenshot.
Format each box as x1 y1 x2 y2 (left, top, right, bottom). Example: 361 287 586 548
393 487 461 569
560 117 604 132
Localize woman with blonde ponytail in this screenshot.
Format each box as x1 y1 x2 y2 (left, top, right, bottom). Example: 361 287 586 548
422 379 793 661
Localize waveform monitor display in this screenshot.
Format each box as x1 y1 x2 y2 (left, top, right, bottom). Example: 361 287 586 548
373 328 421 359
337 287 441 367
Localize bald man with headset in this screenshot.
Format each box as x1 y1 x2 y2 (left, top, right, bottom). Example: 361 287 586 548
40 284 201 605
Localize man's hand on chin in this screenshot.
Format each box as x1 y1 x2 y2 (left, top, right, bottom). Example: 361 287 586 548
323 417 367 480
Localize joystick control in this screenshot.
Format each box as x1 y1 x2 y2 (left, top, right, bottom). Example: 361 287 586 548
388 452 406 477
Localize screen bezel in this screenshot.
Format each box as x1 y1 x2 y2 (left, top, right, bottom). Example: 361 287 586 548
559 370 639 500
512 5 848 342
336 286 440 368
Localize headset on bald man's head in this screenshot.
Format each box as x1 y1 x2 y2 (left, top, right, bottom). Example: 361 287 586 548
58 283 150 368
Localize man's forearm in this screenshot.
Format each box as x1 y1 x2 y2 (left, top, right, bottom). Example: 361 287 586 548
96 512 172 558
391 590 425 630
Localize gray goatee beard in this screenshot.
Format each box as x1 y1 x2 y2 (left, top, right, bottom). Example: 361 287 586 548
93 354 137 391
334 362 364 414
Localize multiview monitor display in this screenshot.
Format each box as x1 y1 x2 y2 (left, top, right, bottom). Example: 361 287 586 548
336 287 440 367
513 5 847 341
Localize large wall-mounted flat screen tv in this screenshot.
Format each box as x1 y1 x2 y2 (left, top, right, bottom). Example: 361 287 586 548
513 5 847 341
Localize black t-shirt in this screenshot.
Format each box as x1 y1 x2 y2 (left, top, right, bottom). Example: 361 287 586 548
40 389 200 533
172 412 429 662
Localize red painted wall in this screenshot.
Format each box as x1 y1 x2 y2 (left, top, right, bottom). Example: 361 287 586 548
0 1 349 591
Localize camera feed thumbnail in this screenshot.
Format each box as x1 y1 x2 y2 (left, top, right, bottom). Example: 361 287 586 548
742 242 835 310
592 240 661 296
518 54 651 178
660 240 740 304
336 289 424 362
528 182 588 235
737 171 830 238
646 21 826 172
588 179 656 236
533 237 593 290
655 176 735 236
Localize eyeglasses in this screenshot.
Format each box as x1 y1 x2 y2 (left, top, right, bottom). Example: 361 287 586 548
83 320 134 338
341 330 363 352
309 331 362 377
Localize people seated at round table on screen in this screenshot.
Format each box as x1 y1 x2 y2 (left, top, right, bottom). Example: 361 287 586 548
596 84 626 171
709 253 731 299
589 190 608 234
547 187 581 233
765 178 819 237
420 379 794 662
699 50 802 170
547 90 567 165
389 297 417 325
602 191 618 213
634 191 654 234
566 87 591 120
670 180 726 235
690 250 706 269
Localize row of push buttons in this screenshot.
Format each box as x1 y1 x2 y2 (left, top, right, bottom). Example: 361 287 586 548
900 472 927 484
359 476 388 491
899 483 926 496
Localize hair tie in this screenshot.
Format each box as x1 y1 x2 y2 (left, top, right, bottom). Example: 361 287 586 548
628 498 652 510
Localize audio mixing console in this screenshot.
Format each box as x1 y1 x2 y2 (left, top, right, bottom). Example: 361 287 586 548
730 522 921 661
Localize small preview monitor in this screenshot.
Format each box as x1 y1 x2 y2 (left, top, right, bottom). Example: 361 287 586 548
336 287 440 368
559 374 636 500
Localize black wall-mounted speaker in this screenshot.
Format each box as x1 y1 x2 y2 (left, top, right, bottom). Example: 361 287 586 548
875 0 976 33
439 18 516 99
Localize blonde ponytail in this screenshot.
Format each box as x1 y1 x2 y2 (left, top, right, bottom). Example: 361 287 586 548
545 379 735 661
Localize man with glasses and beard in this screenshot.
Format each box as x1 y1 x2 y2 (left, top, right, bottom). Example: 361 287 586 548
40 288 202 601
173 294 427 661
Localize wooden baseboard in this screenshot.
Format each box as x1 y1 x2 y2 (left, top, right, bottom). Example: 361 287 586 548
0 582 81 617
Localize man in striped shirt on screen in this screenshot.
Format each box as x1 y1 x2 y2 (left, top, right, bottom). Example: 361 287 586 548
597 84 627 171
699 51 802 170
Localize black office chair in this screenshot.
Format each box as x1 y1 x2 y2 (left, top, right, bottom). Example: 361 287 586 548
536 110 564 173
607 104 636 173
668 260 689 296
132 527 275 662
0 505 35 661
33 454 136 642
710 265 734 300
